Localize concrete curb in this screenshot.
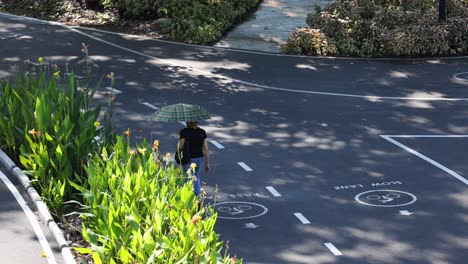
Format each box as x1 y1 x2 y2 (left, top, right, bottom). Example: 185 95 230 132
0 150 76 264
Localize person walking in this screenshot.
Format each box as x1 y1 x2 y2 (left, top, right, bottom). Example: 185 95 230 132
178 121 210 196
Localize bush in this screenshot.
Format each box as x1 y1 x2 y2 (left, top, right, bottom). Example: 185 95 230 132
284 0 468 57
1 0 64 19
114 0 164 19
161 0 259 44
281 28 337 56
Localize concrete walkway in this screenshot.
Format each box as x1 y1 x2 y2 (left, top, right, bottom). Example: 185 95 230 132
215 0 334 53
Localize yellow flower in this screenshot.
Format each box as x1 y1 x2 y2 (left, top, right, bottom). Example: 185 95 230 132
165 152 171 160
153 140 159 150
128 149 136 156
94 121 101 127
53 71 60 79
137 147 147 155
190 163 197 170
106 72 114 80
124 128 131 138
38 57 44 64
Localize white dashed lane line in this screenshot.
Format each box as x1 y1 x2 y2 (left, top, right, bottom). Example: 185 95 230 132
141 102 159 110
266 186 281 197
237 162 253 171
210 140 224 149
105 87 122 94
294 212 311 224
324 243 343 256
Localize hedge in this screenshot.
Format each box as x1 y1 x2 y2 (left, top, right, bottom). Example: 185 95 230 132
282 0 468 57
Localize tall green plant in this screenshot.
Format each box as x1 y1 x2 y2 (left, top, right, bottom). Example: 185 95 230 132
73 136 241 264
0 66 106 215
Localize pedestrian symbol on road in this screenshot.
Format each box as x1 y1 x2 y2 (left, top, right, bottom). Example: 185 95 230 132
211 201 268 219
355 190 417 207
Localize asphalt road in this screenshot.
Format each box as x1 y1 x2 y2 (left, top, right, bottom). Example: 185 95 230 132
1 12 468 264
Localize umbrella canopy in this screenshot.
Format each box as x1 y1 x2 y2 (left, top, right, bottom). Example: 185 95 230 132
152 103 211 122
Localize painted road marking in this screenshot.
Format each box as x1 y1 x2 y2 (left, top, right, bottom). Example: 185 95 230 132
18 14 463 102
383 135 468 138
381 135 468 186
324 243 343 256
294 213 311 224
0 171 57 264
266 186 282 197
399 210 413 216
355 190 417 207
104 87 122 94
212 201 268 220
237 162 253 171
141 102 159 110
210 140 225 149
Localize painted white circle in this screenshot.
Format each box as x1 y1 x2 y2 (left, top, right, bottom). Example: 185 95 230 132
453 72 468 82
355 190 417 207
211 201 268 219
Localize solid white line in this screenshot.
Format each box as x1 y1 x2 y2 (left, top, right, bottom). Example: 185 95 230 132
210 140 225 149
266 186 282 197
381 135 468 186
141 102 159 110
5 13 462 102
104 87 122 94
294 212 311 224
381 134 468 138
0 171 56 264
69 23 468 61
324 243 343 256
237 162 253 171
3 12 468 61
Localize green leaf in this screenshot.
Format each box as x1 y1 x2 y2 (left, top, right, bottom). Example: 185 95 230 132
74 247 93 254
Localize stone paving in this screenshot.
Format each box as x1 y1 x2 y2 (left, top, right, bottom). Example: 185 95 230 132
215 0 334 53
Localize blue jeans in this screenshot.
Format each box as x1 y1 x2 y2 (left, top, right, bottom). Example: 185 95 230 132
183 157 204 196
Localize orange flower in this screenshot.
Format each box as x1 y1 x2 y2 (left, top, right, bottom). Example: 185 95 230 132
191 215 202 226
124 128 131 138
28 128 41 138
128 149 136 156
153 140 159 150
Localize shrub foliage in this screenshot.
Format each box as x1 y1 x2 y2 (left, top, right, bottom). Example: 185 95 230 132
283 0 468 57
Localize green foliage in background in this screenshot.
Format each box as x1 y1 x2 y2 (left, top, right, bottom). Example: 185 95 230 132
283 0 468 57
72 136 242 263
113 0 260 44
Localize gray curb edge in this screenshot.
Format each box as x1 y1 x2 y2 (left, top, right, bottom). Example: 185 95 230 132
0 150 76 264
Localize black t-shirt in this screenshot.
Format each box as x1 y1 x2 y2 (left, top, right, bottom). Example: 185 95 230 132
180 127 207 158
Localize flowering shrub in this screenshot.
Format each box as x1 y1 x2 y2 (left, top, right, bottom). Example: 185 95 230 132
73 136 241 263
0 65 109 215
281 28 337 56
283 0 468 57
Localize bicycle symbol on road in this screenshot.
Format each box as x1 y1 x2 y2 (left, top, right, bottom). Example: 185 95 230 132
355 190 417 207
211 201 268 219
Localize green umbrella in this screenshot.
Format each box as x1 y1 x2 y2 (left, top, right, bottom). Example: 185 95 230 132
152 103 211 122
